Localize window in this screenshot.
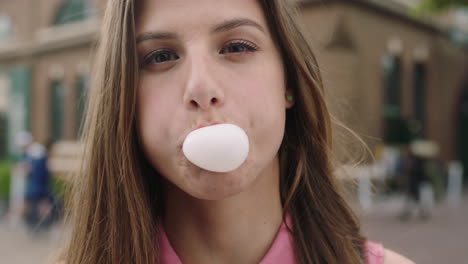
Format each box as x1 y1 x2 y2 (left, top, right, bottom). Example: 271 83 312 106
7 67 31 158
53 0 90 25
0 14 12 40
383 55 410 144
50 80 65 141
458 81 468 182
0 113 6 159
413 62 427 138
0 76 8 159
383 55 402 118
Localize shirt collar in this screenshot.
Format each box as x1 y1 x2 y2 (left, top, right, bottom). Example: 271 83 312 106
157 215 297 264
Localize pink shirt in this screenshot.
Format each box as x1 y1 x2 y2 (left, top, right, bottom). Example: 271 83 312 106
158 219 384 264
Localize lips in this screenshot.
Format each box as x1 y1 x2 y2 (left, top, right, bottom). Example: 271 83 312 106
178 122 224 151
196 122 222 130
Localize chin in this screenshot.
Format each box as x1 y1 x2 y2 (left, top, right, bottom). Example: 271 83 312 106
178 158 261 201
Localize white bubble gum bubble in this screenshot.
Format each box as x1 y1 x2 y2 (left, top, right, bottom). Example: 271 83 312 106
182 124 249 173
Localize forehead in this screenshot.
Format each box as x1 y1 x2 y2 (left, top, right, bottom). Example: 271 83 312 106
135 0 267 35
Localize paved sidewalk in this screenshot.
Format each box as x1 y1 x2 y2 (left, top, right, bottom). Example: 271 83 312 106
360 195 468 264
0 220 66 264
0 195 466 264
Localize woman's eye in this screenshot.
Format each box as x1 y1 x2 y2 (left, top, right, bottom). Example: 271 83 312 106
220 40 258 54
143 49 180 65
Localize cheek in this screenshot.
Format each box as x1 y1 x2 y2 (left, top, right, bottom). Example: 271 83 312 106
137 79 174 147
232 64 286 156
239 66 286 127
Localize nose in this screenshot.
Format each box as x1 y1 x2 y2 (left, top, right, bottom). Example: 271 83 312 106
183 55 224 110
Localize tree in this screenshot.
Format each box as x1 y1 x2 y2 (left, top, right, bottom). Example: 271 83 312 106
418 0 468 11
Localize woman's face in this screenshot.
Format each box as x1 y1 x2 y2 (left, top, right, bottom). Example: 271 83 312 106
136 0 292 200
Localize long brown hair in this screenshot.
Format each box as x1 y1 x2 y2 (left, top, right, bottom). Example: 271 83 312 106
61 0 366 263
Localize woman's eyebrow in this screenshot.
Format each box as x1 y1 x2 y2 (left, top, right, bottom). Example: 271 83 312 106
211 18 265 34
136 32 177 44
136 18 265 45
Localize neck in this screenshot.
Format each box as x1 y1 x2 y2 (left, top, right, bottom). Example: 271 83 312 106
162 157 283 264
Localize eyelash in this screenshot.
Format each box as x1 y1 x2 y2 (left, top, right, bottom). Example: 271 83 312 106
220 40 258 54
141 40 258 67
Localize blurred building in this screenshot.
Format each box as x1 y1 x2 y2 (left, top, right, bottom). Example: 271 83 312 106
0 0 104 171
300 0 468 174
0 0 467 177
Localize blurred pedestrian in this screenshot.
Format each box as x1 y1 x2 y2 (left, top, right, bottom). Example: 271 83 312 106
23 140 53 232
400 139 438 221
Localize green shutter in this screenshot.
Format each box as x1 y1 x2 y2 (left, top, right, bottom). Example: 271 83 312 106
459 84 468 183
413 62 426 138
383 55 408 144
76 75 88 137
51 80 65 141
0 113 7 159
7 67 31 159
53 0 89 25
383 55 401 117
460 113 468 182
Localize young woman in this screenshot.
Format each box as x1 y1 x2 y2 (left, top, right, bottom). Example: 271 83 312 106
61 0 414 263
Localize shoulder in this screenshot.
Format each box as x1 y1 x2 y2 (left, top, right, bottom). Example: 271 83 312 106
383 249 415 264
363 241 414 264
